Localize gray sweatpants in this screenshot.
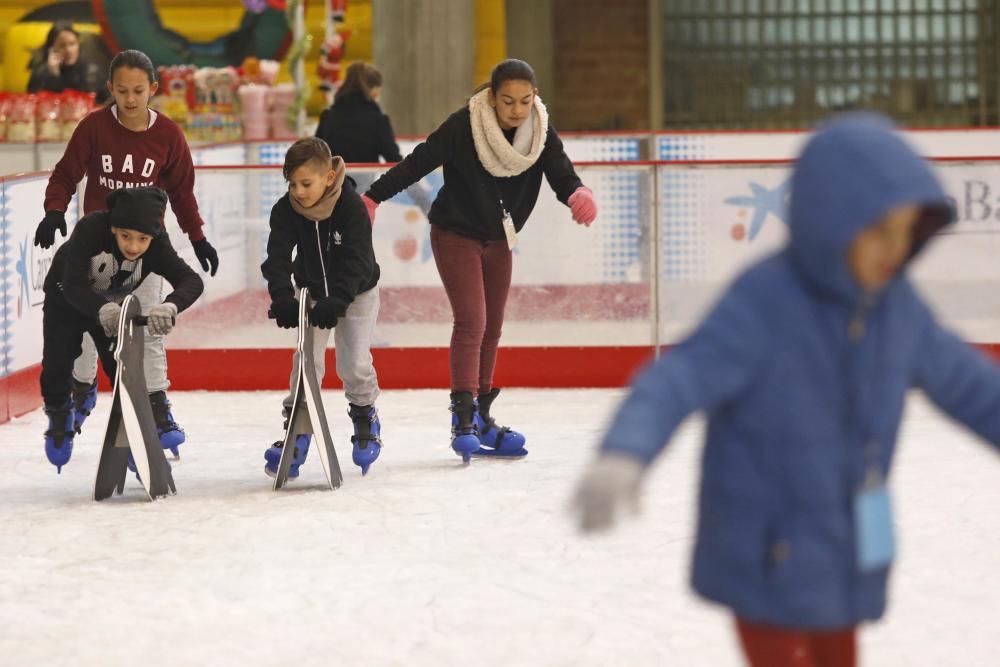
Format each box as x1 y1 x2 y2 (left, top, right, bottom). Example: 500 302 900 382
282 286 381 414
72 274 169 393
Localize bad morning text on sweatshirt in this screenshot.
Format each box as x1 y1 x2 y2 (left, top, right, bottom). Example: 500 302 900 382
43 105 206 241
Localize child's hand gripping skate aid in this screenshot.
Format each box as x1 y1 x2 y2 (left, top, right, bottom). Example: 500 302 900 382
571 452 645 533
269 296 300 329
145 303 178 335
309 297 343 329
98 302 123 337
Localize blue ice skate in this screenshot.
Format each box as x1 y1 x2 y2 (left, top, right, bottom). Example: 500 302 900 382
71 380 98 433
449 391 481 463
472 388 527 458
149 390 185 457
349 403 382 475
44 401 76 473
264 435 312 479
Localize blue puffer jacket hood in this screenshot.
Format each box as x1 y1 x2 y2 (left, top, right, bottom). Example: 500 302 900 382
787 113 954 302
599 113 1000 629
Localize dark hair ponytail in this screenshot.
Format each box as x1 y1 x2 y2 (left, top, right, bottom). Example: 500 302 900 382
108 49 157 84
335 61 384 103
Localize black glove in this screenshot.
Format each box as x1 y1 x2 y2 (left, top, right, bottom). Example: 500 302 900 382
269 297 299 329
34 210 67 248
192 238 220 276
309 297 343 329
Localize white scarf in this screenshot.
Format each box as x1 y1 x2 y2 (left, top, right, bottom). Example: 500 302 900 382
468 88 548 177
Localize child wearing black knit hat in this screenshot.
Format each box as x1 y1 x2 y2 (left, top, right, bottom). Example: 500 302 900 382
39 186 204 472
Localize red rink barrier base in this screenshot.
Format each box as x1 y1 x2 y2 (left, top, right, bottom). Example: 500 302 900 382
155 346 658 391
6 343 1000 423
0 363 44 421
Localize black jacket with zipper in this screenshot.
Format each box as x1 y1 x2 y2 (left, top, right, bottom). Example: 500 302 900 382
365 105 583 242
261 184 379 320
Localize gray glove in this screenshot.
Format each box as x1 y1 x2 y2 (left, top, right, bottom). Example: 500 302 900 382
98 302 122 338
571 452 645 533
146 302 178 336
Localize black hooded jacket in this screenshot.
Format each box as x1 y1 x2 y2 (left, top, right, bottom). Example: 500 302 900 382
43 212 204 318
260 182 379 319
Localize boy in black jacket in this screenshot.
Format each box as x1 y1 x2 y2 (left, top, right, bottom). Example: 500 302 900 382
260 137 383 478
40 186 204 472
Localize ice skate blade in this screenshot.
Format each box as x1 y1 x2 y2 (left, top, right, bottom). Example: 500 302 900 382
264 466 299 481
470 448 528 460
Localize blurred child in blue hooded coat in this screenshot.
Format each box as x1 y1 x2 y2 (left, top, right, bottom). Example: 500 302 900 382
572 113 1000 666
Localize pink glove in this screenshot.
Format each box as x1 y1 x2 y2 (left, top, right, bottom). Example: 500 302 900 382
568 187 597 226
361 194 379 225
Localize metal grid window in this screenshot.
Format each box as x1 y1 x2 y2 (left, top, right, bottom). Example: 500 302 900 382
661 0 999 128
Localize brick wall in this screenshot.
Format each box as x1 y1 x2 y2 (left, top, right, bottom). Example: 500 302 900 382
552 0 649 130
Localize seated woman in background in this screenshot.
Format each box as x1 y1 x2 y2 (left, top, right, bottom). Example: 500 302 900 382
27 21 106 102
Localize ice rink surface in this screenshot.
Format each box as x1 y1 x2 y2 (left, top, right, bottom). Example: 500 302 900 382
1 388 997 666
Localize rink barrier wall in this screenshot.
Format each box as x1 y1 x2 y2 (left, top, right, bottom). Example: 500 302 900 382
6 126 1000 172
6 142 1000 422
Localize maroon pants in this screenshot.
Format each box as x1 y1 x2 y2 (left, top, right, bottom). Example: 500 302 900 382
430 225 512 394
736 618 857 667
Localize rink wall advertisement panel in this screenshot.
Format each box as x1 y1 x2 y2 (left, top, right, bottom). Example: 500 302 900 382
0 174 80 420
654 160 1000 340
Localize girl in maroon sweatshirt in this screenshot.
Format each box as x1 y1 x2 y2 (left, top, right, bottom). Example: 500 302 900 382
34 49 219 454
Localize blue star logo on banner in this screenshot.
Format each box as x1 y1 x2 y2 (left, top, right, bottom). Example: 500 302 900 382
724 180 789 241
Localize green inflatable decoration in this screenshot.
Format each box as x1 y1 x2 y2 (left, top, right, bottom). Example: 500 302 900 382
93 0 290 67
